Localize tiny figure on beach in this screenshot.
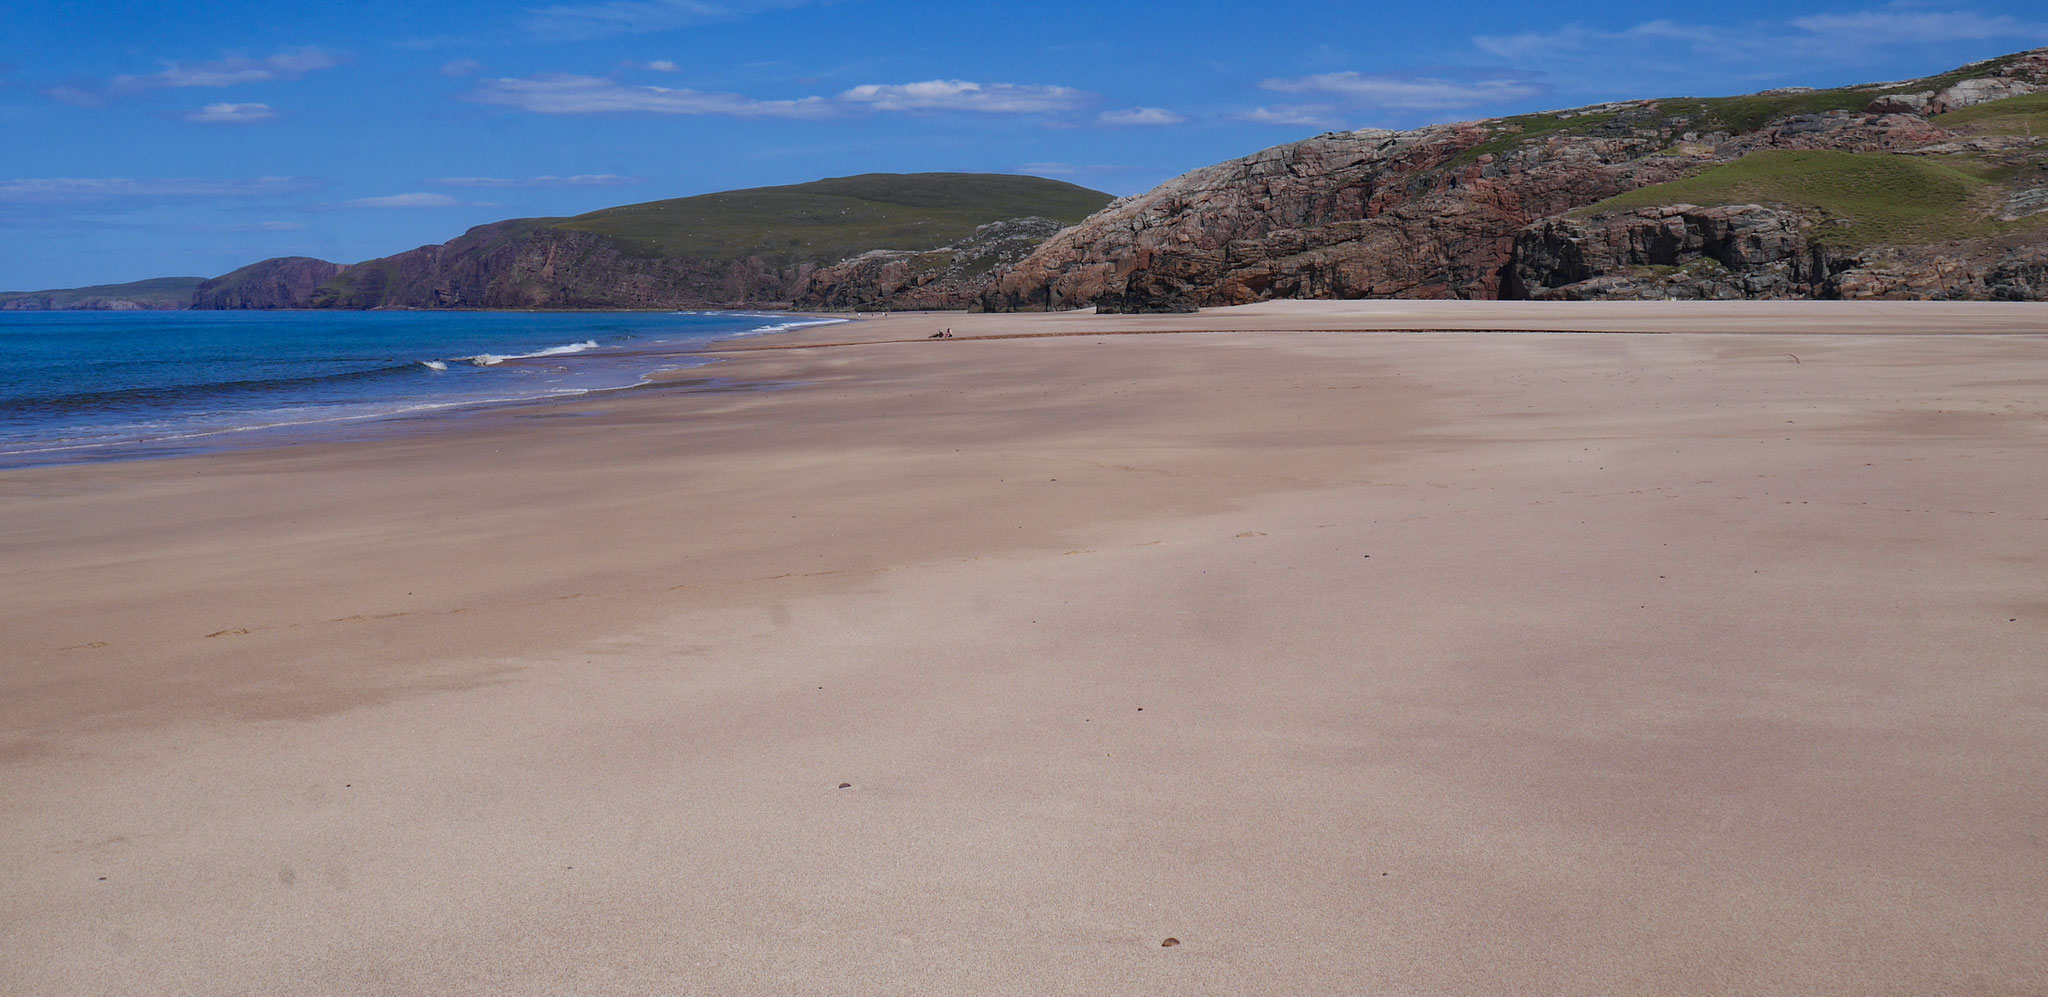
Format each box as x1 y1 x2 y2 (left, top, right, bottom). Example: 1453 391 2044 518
928 328 954 339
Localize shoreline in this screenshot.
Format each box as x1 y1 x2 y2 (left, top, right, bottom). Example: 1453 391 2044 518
0 310 850 470
5 300 2046 992
7 300 2039 470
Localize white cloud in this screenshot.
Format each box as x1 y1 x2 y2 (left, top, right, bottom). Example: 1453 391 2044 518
1235 105 1343 128
523 0 818 39
186 102 276 124
0 177 318 202
111 47 342 92
346 193 467 208
1261 72 1543 110
838 80 1087 114
41 85 104 107
1789 9 2045 42
1472 9 2048 71
431 174 641 187
1473 20 1727 63
1098 106 1187 126
470 74 1089 118
1017 162 1134 177
647 59 680 73
468 73 830 117
441 59 483 77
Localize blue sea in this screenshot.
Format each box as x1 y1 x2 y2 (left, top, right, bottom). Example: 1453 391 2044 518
0 310 842 468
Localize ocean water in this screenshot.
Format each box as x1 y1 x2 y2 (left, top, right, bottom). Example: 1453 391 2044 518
0 310 842 468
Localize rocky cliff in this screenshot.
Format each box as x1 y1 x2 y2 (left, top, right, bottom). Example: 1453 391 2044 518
983 49 2048 309
184 174 1110 311
1508 201 2048 301
0 277 203 311
796 217 1065 310
300 222 809 310
190 257 346 309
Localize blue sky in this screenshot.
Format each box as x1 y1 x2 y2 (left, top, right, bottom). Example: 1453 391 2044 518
5 0 2046 289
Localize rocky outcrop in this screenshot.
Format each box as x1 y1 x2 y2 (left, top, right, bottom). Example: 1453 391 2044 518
1509 205 1831 300
983 48 2048 310
179 173 1108 311
1866 72 2048 116
191 257 345 309
1510 205 2048 301
299 223 813 310
979 124 1710 312
794 217 1063 310
1984 249 2048 300
0 293 189 310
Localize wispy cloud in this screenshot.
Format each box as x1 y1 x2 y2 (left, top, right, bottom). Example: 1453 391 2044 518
431 174 641 187
469 73 831 117
346 193 472 208
186 102 276 124
522 0 818 39
469 74 1088 118
111 47 343 93
1234 105 1344 128
646 59 680 73
1472 20 1728 64
1472 8 2048 74
1017 161 1137 177
1788 8 2048 43
1261 72 1544 110
232 220 307 232
0 177 319 203
441 59 483 78
1098 106 1187 126
838 80 1088 113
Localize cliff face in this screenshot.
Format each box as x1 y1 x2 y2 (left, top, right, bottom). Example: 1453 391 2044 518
0 277 203 311
1509 204 2048 301
183 173 1112 311
795 217 1064 310
299 223 811 310
982 125 1700 312
984 49 2048 309
190 258 346 309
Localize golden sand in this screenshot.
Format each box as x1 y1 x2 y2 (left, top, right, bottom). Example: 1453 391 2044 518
4 301 2045 993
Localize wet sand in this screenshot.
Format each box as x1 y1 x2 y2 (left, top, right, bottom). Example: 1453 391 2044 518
4 301 2045 993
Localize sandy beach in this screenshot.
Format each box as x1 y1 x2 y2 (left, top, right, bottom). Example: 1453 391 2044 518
4 300 2045 994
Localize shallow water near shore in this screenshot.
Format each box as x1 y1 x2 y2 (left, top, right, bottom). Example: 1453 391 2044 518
0 310 840 467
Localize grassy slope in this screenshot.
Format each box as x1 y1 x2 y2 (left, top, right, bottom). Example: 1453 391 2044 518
1578 150 2005 248
549 173 1113 263
1457 51 2033 164
1933 92 2048 135
0 276 204 305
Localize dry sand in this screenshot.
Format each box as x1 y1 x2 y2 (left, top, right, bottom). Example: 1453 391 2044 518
3 300 2045 994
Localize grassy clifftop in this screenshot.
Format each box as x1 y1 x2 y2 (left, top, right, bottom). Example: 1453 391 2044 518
1458 50 2040 164
0 276 204 309
550 172 1113 263
1564 89 2048 250
1579 150 2003 248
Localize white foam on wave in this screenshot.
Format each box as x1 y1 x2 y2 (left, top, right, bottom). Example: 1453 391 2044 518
420 360 449 371
465 339 601 366
661 310 848 339
736 316 850 337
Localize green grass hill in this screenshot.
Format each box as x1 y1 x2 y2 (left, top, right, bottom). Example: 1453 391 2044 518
547 172 1114 263
1579 150 2004 249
